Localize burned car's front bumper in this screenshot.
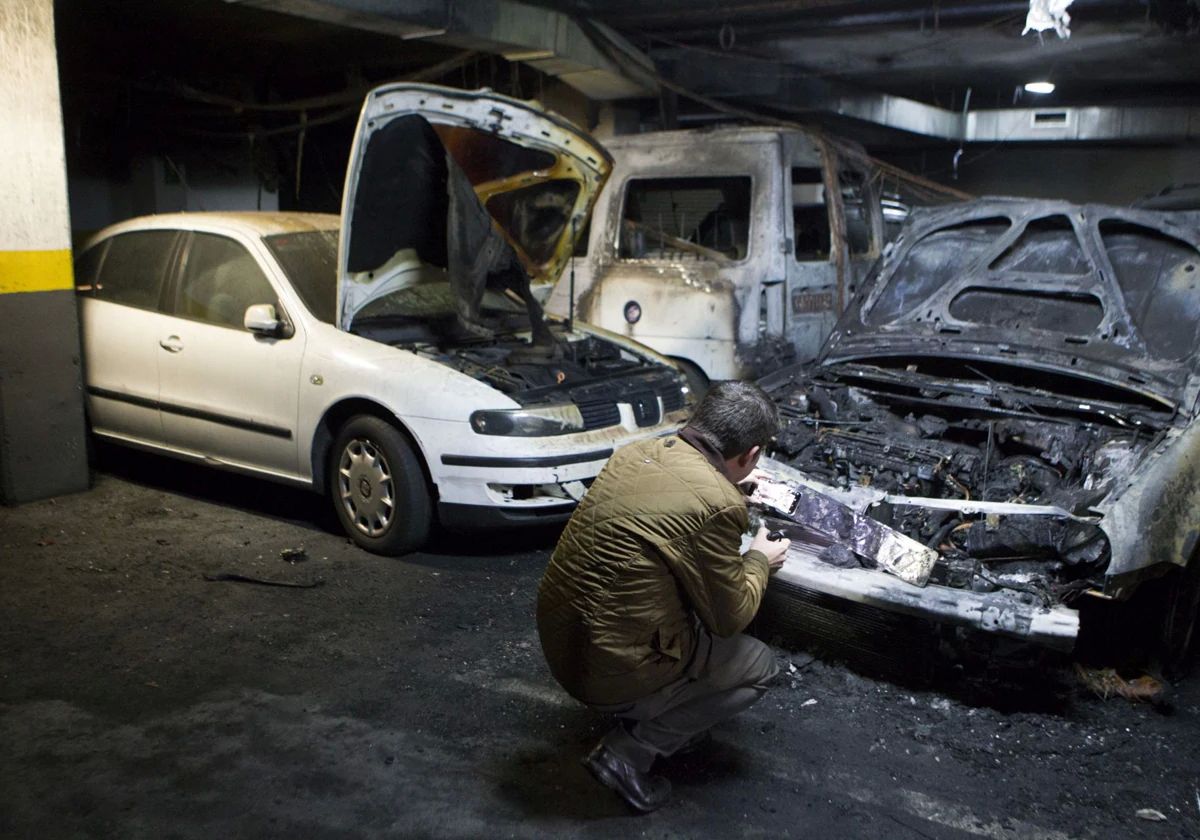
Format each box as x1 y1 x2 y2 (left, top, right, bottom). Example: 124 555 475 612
427 405 690 527
754 456 1083 650
772 545 1081 651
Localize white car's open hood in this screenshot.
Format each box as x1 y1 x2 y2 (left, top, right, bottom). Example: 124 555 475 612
336 84 612 333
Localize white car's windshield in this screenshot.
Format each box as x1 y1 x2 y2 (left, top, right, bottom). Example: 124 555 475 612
264 229 339 324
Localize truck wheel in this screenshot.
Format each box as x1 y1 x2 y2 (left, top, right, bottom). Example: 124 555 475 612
1161 548 1200 679
329 415 431 555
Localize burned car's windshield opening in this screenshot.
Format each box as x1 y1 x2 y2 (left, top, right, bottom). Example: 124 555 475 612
818 356 1174 419
264 229 338 324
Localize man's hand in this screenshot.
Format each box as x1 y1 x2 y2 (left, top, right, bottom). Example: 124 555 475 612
748 525 789 572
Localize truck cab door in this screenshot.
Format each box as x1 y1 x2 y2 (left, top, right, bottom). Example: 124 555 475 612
785 153 883 363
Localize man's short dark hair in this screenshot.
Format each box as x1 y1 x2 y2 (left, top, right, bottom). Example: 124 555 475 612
686 380 779 458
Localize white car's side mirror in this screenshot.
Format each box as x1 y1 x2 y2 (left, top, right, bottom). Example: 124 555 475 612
244 303 283 336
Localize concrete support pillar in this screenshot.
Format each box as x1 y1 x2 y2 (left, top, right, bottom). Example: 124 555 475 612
0 0 89 504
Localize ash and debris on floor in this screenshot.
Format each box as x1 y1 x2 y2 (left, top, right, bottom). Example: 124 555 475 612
1 446 1198 838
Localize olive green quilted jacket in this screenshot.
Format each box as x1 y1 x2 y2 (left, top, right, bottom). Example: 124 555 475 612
536 433 771 706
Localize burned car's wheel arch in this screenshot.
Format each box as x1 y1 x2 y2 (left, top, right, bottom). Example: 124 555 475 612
311 398 435 501
1100 417 1200 591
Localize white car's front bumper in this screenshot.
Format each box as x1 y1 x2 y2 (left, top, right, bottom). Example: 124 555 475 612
427 408 688 526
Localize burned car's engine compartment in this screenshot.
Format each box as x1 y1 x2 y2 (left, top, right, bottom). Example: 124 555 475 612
763 356 1174 605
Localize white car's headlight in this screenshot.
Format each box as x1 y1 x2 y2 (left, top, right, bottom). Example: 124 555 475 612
470 404 585 436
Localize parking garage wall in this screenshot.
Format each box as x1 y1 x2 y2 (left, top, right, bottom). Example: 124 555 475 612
888 145 1200 206
0 0 89 504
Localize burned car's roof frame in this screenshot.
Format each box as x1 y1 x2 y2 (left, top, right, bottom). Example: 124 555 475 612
828 198 1200 414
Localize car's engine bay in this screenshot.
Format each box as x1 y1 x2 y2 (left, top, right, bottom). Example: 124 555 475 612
762 358 1171 603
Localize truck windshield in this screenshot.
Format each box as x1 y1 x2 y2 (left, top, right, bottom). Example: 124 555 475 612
618 176 751 261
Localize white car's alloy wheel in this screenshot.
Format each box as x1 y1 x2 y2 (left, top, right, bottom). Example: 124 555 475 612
338 438 395 537
328 414 432 555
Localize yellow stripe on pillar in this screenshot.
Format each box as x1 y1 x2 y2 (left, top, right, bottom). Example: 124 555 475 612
0 249 74 294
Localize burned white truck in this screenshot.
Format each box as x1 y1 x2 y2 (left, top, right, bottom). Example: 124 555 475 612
545 125 954 390
752 198 1200 675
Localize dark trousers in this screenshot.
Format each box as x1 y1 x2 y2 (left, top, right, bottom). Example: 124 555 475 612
589 629 778 772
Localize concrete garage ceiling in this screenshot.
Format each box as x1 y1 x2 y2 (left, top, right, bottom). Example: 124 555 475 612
53 0 1200 218
56 0 1200 145
522 0 1200 144
540 0 1200 105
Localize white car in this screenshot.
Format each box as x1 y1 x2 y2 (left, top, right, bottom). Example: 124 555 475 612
75 85 689 555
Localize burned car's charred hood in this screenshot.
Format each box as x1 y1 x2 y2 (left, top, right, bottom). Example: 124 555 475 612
830 199 1200 413
338 84 612 333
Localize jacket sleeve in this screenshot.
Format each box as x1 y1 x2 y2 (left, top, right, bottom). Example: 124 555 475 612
657 504 772 637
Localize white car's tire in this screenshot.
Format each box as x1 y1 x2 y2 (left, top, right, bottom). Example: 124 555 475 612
329 415 431 555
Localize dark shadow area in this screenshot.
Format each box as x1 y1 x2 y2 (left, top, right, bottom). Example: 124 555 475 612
1074 587 1199 695
92 440 565 564
93 441 337 535
655 737 753 788
755 583 1080 715
426 520 565 558
489 712 761 821
488 710 631 819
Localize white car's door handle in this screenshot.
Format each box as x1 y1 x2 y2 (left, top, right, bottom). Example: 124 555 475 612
159 336 184 353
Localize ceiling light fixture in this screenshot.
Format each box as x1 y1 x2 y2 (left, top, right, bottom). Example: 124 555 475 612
1024 81 1056 94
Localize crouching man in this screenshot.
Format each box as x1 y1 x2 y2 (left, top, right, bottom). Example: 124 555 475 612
536 381 790 813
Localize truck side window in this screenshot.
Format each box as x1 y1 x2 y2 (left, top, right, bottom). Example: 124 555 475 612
839 170 874 256
792 168 874 261
619 177 752 261
792 168 831 261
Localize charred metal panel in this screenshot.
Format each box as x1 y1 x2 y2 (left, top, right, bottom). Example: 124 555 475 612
752 480 937 586
1097 418 1200 590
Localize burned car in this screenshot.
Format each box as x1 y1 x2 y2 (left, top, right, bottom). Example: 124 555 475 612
754 198 1200 673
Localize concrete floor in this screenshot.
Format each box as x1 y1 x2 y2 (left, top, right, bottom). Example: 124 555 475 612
2 445 1199 838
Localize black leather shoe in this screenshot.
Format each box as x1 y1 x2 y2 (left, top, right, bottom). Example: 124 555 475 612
582 744 671 813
